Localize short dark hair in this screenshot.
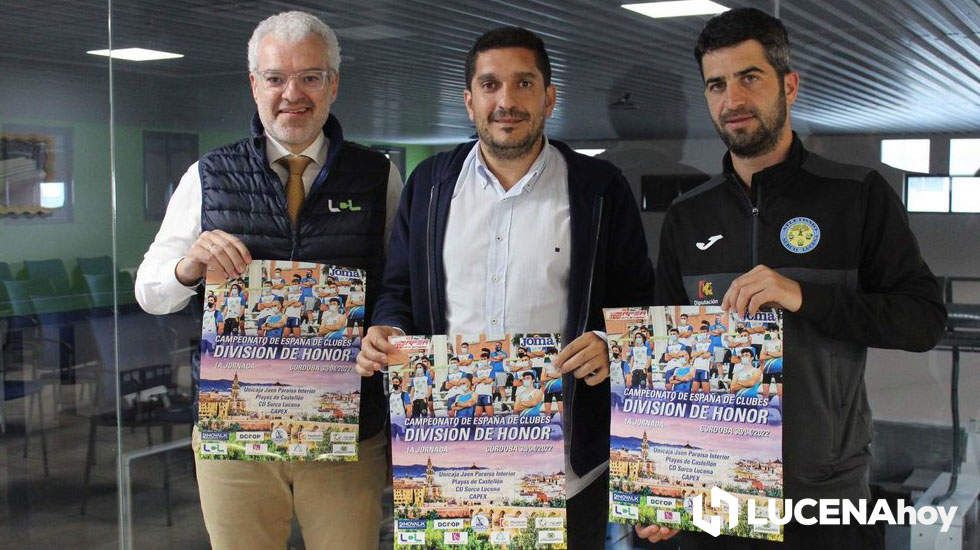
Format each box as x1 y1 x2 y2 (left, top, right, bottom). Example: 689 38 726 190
465 26 552 89
694 8 792 78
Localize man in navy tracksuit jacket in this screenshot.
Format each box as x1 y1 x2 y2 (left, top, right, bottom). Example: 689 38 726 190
358 27 655 549
637 8 945 549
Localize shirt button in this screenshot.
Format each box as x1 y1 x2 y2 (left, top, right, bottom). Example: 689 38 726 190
495 235 503 242
492 275 500 283
491 319 498 325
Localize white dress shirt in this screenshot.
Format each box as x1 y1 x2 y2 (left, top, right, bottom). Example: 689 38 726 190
443 139 570 338
135 132 403 315
442 139 605 497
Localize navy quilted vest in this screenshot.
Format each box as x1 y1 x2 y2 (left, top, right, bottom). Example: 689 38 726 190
199 113 389 440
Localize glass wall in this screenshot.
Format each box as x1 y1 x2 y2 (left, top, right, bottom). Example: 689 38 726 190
0 3 431 548
0 2 119 547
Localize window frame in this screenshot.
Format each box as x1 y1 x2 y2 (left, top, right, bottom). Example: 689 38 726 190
143 130 199 221
904 174 980 215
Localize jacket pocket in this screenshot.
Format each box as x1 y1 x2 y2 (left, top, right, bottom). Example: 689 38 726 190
833 339 872 461
830 349 843 459
783 315 839 484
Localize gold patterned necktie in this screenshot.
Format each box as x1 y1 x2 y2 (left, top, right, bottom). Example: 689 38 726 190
277 154 313 227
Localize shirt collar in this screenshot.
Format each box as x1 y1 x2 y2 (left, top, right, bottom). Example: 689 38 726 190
265 132 328 168
471 136 552 197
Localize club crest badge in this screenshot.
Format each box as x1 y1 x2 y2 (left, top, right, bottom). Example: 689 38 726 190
780 217 820 254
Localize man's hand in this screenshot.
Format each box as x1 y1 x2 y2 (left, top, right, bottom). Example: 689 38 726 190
635 524 680 543
176 230 251 285
555 332 609 386
356 325 400 376
721 265 802 316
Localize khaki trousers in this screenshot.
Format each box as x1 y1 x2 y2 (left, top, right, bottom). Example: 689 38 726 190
193 428 388 550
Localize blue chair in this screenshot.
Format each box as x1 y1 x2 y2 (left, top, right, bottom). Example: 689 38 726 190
1 334 62 476
1 280 35 319
80 314 194 525
23 259 72 296
22 259 90 314
75 256 112 276
74 257 113 298
82 274 115 311
3 277 92 424
116 270 137 308
2 379 47 465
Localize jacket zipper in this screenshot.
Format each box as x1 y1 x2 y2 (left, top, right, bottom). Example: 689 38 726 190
426 185 438 332
753 184 763 266
735 176 760 268
567 196 603 472
577 197 603 334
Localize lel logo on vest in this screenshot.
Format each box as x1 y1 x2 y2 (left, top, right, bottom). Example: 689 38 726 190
328 199 362 212
698 280 714 300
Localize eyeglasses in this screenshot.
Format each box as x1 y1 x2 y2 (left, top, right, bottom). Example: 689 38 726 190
255 69 335 91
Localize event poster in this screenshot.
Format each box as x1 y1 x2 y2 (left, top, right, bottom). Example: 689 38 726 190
388 333 567 549
196 260 365 462
605 306 784 541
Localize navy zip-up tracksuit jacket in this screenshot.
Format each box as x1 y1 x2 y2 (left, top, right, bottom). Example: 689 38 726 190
655 134 946 501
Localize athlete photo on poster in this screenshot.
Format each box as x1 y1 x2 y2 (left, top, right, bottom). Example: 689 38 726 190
196 260 364 462
605 306 784 541
388 334 567 549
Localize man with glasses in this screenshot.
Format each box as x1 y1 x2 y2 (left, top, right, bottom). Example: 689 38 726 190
135 10 401 550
